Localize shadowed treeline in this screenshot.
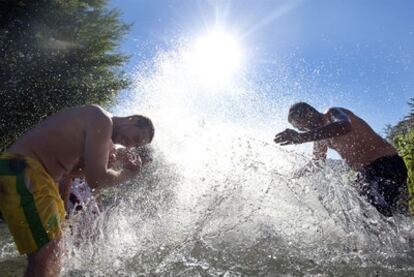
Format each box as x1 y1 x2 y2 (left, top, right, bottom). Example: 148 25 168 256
386 98 414 214
0 0 131 150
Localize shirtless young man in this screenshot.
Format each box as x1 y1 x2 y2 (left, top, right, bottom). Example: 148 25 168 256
0 105 154 276
274 102 408 217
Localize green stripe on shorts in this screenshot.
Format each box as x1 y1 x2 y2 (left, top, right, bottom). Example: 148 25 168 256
0 160 16 175
15 173 50 248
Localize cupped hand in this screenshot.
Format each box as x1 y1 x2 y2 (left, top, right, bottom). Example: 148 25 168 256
123 155 142 178
274 128 303 145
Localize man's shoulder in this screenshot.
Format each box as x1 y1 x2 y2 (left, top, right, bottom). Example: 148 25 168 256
325 107 353 120
79 105 112 126
81 104 106 114
324 107 349 114
82 104 110 117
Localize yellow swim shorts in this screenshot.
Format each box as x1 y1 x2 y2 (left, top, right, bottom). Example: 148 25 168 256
0 152 65 255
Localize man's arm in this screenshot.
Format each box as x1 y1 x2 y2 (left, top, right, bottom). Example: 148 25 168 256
59 176 72 213
83 114 141 190
274 108 352 145
300 108 352 143
313 141 328 162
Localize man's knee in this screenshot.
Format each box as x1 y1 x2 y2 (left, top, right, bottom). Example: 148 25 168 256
27 237 63 273
26 243 63 277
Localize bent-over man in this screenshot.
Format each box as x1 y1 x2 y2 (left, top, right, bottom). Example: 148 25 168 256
0 105 154 276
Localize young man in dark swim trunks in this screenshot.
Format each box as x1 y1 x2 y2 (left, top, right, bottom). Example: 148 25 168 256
0 105 154 277
274 102 408 217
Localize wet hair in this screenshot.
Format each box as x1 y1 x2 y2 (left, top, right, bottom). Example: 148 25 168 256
288 102 320 123
128 115 155 143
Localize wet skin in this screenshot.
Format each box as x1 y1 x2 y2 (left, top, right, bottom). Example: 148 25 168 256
274 107 397 170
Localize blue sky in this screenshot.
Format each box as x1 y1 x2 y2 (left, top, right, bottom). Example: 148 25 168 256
110 0 414 134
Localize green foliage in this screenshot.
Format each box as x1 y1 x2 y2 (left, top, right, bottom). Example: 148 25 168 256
386 98 414 141
0 0 131 150
387 98 414 215
394 131 414 214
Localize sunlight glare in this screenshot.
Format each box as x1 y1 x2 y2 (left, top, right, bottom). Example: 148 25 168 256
188 30 243 84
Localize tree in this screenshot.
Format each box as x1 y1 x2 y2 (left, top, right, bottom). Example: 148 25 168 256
0 0 130 150
386 98 414 215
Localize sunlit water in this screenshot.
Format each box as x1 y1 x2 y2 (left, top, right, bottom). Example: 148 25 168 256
1 43 413 277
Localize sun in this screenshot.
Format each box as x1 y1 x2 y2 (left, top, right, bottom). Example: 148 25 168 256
187 30 243 84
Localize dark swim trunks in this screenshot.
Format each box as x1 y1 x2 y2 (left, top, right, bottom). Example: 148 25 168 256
355 155 408 217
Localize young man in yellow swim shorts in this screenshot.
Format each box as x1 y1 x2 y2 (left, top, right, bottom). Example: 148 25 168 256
0 105 154 277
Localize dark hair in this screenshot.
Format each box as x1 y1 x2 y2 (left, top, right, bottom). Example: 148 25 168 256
128 115 155 143
288 102 320 122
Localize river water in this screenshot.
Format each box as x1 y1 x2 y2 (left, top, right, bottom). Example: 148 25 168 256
1 44 413 276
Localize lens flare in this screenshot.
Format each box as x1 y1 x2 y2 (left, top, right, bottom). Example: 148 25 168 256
186 30 243 85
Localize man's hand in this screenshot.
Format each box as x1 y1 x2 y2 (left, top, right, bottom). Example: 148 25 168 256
274 129 304 145
109 147 142 169
122 154 142 179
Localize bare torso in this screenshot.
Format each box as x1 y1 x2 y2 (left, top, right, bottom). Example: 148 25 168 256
8 105 111 182
322 108 397 170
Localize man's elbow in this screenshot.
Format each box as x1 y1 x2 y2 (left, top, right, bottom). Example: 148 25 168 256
85 176 99 189
86 168 120 189
85 170 107 189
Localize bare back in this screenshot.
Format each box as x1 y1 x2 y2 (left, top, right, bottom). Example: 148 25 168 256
8 105 112 182
324 108 397 170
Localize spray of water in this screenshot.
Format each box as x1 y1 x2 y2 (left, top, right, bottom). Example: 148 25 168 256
1 40 413 276
63 40 414 276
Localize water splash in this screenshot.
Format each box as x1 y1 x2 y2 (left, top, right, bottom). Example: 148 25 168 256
1 40 413 276
62 42 414 276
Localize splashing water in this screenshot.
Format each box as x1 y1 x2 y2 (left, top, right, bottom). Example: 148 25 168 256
1 42 413 276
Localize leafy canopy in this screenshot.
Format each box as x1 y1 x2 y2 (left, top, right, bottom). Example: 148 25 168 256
0 0 131 150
